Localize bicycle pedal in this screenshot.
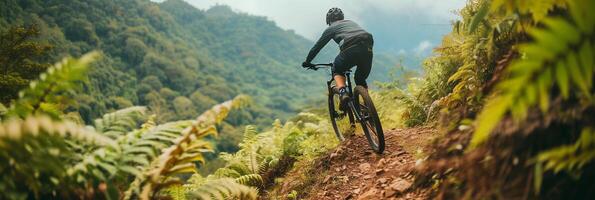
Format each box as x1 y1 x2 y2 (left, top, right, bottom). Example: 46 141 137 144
332 111 344 119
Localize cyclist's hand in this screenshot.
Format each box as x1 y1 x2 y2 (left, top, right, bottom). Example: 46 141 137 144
302 62 315 69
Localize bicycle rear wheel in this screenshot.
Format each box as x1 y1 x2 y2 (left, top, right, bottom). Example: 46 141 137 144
354 86 385 153
328 90 355 141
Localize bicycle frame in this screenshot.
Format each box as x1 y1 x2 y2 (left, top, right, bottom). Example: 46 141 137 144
311 64 364 124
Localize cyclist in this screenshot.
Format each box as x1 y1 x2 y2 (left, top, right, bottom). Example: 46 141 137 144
302 7 374 108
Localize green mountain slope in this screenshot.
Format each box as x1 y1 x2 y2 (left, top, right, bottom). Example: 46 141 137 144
0 0 332 126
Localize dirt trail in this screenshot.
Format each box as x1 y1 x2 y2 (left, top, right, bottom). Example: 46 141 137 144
281 127 437 199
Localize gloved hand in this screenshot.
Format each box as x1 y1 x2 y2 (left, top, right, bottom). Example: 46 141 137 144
302 62 315 69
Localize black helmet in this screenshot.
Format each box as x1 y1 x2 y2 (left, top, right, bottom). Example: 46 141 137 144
326 7 344 25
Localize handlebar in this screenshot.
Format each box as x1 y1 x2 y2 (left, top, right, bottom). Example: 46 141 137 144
305 63 333 70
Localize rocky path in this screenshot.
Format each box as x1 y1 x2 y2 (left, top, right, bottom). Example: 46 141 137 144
300 127 437 200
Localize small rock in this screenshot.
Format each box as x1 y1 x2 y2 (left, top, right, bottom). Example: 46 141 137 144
384 189 397 197
389 178 412 193
342 165 347 170
363 175 373 180
335 167 341 172
323 175 331 183
358 163 371 171
415 158 424 167
377 158 386 166
352 188 361 194
344 193 353 200
330 153 339 159
357 188 379 200
377 178 388 184
375 169 385 175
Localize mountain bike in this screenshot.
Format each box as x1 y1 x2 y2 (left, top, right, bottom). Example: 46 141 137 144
306 63 385 154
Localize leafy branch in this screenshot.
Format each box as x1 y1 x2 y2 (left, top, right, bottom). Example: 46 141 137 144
472 0 595 147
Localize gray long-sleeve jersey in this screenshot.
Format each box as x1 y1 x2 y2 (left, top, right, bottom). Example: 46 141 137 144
306 20 369 63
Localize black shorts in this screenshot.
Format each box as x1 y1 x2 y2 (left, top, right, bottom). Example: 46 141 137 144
333 44 373 88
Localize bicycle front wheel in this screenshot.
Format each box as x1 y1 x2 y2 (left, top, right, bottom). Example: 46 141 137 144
354 86 385 153
328 90 355 141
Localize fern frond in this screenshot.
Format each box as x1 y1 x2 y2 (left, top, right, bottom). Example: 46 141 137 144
490 0 567 22
0 115 115 198
67 120 193 185
165 184 187 200
472 0 595 147
94 106 147 139
243 125 258 140
0 115 115 147
468 0 490 33
235 174 263 188
187 178 258 200
533 127 595 193
124 96 247 200
211 168 242 179
226 162 254 176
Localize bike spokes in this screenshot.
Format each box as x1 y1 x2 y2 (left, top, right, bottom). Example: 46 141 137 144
329 92 355 141
354 86 385 154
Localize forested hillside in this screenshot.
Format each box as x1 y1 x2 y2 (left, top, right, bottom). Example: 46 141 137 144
1 0 328 127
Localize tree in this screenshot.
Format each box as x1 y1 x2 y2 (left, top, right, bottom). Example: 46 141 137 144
123 37 147 64
172 96 197 119
0 25 52 104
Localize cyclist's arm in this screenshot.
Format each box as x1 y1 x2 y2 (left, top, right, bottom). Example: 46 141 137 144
305 27 334 63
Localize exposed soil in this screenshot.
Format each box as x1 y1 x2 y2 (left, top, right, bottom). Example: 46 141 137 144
271 126 438 200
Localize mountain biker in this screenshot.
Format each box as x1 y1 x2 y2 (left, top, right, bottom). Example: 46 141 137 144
302 7 374 107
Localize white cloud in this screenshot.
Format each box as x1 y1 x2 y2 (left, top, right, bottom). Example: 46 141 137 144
414 40 432 54
174 0 465 40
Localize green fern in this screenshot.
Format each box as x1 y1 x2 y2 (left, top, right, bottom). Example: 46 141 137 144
468 0 490 33
187 178 258 200
235 174 263 188
123 95 248 200
166 184 188 200
490 0 567 23
472 0 595 147
211 167 242 179
94 106 147 139
67 119 194 185
0 115 115 199
533 127 595 193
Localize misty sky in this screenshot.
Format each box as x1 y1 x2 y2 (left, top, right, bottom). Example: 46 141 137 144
156 0 466 54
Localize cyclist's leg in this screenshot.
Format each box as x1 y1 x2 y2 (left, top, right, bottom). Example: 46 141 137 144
333 49 357 89
354 48 373 88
